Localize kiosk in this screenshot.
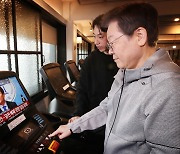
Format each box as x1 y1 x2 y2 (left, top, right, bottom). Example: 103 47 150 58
0 71 60 154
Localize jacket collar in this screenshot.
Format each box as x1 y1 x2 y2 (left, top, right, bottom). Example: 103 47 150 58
115 48 180 84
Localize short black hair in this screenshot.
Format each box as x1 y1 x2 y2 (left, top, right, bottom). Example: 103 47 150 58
0 87 4 94
92 14 107 32
102 3 158 47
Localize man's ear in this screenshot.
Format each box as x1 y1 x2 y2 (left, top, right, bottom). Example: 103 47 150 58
135 27 147 47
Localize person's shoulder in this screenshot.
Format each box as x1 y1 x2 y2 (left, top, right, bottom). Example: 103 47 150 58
161 74 180 90
152 73 180 95
6 101 17 105
89 50 111 60
84 50 114 66
84 50 99 62
88 50 100 57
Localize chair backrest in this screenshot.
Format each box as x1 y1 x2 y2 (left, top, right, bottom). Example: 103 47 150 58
40 65 56 101
64 60 80 83
40 63 72 100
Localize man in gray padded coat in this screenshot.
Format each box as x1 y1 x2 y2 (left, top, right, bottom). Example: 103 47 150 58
50 3 180 154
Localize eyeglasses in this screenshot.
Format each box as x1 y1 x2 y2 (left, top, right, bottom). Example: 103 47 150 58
107 34 124 51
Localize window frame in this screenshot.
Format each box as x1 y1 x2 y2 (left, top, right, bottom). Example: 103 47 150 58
0 0 67 103
77 30 92 66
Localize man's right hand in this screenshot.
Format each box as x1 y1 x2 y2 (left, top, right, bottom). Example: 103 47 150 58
48 125 71 140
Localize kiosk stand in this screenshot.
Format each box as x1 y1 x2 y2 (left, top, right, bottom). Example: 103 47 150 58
0 71 61 154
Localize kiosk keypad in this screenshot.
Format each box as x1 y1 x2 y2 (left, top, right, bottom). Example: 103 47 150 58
30 130 60 153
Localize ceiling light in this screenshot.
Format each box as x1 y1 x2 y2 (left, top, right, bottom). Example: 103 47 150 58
77 37 82 44
174 18 180 22
172 45 176 49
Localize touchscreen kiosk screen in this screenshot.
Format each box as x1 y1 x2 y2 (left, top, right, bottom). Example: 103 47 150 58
0 77 30 125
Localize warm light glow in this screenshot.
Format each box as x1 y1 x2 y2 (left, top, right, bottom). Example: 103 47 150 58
90 29 92 32
77 37 82 44
172 45 176 49
1 0 9 2
174 18 180 22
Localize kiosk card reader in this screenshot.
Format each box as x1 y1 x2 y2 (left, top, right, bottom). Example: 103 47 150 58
0 71 60 154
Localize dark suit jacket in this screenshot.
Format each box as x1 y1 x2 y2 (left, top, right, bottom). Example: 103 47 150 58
0 101 17 113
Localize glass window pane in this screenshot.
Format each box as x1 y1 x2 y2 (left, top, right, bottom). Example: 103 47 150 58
16 1 40 51
42 21 57 45
42 43 57 65
18 54 42 95
0 54 16 71
0 0 14 50
79 44 81 54
0 0 44 97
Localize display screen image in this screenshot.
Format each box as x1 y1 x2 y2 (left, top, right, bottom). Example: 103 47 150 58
0 76 30 126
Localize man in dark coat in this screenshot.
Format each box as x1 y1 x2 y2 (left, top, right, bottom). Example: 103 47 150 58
66 14 118 154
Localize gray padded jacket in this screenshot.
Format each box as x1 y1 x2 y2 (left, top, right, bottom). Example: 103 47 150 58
68 48 180 154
